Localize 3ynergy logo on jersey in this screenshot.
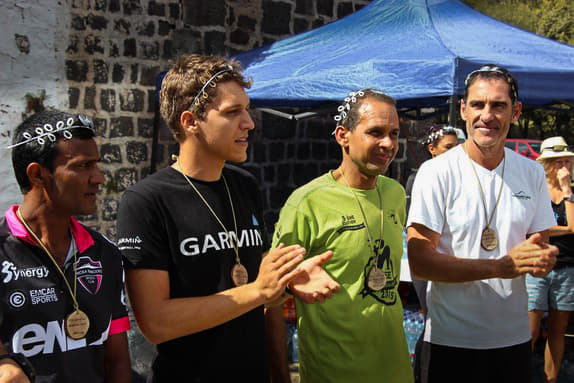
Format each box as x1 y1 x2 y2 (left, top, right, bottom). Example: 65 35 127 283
12 320 109 357
76 256 103 295
180 229 263 256
2 261 50 283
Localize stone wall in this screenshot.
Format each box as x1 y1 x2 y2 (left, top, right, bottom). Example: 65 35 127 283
62 0 373 238
2 0 421 239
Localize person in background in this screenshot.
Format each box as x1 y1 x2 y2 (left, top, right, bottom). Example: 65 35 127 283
405 125 459 223
405 124 459 383
0 110 131 383
528 136 574 383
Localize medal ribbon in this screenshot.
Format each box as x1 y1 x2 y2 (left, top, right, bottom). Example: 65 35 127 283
16 207 80 312
339 169 384 267
465 143 506 232
173 156 241 265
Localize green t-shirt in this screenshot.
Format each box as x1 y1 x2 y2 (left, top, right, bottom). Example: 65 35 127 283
272 172 413 383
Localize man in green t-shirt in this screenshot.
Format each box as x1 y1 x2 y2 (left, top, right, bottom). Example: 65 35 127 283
273 89 413 382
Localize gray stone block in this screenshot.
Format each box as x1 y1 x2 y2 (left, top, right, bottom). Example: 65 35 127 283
183 1 225 26
84 86 96 110
100 144 122 164
127 142 148 164
69 88 80 109
84 34 105 54
102 198 119 221
101 89 116 112
110 117 134 137
66 60 88 82
120 89 145 112
262 1 292 35
94 60 109 83
148 1 165 16
115 167 138 191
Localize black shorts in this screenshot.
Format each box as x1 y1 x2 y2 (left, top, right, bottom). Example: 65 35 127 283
419 341 531 383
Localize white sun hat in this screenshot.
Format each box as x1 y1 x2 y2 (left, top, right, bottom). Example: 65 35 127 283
537 136 574 162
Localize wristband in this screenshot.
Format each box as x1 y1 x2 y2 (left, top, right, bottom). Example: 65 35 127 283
0 353 36 382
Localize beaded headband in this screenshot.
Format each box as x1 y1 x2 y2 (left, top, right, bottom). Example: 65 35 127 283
465 65 518 101
334 90 365 123
421 125 456 145
6 114 95 149
188 65 234 111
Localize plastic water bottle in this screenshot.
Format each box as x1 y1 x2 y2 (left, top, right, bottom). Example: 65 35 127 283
292 328 299 363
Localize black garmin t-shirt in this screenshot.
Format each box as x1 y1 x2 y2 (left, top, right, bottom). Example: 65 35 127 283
550 200 574 268
117 165 270 382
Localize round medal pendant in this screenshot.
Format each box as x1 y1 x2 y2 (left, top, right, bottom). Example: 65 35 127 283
65 309 90 339
481 227 498 251
367 267 387 291
231 263 249 286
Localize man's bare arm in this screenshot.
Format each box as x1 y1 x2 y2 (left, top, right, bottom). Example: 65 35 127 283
127 244 305 344
407 223 557 282
103 332 131 383
0 343 30 383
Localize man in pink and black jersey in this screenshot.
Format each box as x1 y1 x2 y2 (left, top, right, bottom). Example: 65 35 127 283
0 110 131 383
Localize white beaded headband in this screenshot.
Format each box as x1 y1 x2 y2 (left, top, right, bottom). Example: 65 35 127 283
421 125 456 145
188 65 234 111
6 114 95 149
333 90 365 123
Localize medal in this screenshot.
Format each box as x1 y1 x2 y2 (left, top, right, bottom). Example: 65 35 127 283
465 144 506 252
367 267 386 291
65 309 90 339
339 169 388 293
231 263 249 286
175 157 249 288
481 227 498 251
16 208 90 340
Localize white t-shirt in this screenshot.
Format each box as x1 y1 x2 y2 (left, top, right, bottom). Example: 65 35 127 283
407 145 555 349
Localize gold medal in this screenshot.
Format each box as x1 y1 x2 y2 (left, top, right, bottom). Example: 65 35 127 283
65 309 90 339
231 263 248 286
465 143 506 254
367 267 387 291
481 227 498 251
175 158 249 288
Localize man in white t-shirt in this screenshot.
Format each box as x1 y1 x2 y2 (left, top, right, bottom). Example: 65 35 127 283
407 64 558 383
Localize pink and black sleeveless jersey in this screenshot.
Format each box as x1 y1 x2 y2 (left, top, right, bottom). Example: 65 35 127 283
0 205 130 383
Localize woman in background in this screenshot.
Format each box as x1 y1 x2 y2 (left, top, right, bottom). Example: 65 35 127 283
528 136 574 383
405 124 459 383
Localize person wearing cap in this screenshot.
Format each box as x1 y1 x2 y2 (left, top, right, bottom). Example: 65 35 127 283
407 64 558 382
116 54 338 382
527 136 574 383
272 89 413 382
0 110 131 383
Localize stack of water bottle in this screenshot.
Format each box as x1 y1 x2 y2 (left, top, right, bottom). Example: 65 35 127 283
403 309 425 363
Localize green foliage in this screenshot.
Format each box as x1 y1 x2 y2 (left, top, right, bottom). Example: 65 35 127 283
463 0 574 46
463 0 574 143
535 0 574 44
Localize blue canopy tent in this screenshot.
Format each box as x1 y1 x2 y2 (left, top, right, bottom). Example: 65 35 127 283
232 0 574 110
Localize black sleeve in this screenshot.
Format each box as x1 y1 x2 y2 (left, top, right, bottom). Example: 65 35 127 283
116 190 170 270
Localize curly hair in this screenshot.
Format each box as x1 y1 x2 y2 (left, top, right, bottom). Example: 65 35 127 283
159 54 251 141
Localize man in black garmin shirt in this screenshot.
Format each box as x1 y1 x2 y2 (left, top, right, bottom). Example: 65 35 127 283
117 54 339 382
0 110 131 383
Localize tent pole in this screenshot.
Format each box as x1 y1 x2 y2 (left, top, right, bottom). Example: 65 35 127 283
448 95 459 126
